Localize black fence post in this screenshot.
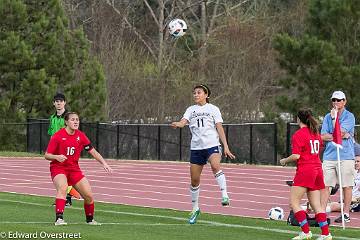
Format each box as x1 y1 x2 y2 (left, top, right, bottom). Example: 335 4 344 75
249 124 253 164
137 125 140 160
286 122 291 157
157 125 161 160
274 123 278 165
116 124 120 159
39 121 42 154
179 128 182 161
26 118 30 152
95 122 99 150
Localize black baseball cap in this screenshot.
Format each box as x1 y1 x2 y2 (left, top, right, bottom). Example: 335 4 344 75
53 93 66 101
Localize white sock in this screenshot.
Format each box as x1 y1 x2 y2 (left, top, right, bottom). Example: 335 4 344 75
190 185 200 211
215 170 228 198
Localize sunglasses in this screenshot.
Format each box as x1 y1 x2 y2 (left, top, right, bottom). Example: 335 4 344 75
332 98 344 102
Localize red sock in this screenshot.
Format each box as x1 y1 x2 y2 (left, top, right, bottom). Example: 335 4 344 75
84 201 95 219
55 198 66 214
294 210 310 234
315 212 329 236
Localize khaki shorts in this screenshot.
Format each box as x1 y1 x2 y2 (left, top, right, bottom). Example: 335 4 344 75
322 160 356 187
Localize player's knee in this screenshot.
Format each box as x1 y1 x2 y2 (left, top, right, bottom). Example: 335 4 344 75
59 185 68 194
191 179 200 187
82 192 93 203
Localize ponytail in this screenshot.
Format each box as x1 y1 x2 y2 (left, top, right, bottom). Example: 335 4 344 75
297 108 319 134
307 115 319 134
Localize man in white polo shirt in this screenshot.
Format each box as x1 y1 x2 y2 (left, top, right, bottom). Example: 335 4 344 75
320 90 356 223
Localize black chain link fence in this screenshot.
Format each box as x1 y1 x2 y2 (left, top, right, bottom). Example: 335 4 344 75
0 119 278 165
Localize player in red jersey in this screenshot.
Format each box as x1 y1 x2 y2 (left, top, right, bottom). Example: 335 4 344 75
45 112 112 226
280 109 332 240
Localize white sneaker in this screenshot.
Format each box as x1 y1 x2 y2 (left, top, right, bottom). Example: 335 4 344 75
316 234 332 240
54 218 67 226
87 220 101 225
292 231 312 240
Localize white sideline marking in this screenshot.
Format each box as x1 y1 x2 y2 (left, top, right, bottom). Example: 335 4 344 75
0 221 53 224
0 198 357 240
0 190 286 213
0 221 203 226
0 182 291 204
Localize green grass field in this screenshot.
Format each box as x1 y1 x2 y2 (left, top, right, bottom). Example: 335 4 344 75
0 193 359 240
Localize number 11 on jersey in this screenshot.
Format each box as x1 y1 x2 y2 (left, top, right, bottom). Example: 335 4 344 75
197 118 204 128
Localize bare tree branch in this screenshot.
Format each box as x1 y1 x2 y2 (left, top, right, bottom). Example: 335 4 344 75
104 0 157 61
165 0 177 24
157 0 165 70
208 0 220 34
177 0 200 22
164 0 203 25
214 0 252 18
144 0 160 26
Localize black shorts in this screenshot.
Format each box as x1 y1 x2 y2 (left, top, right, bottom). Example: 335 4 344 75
190 146 222 165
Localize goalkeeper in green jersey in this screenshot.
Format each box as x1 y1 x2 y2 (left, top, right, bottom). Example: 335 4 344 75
48 93 67 136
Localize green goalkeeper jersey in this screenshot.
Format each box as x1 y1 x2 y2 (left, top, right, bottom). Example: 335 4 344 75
48 110 68 136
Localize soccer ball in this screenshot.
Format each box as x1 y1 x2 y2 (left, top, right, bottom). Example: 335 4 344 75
168 19 187 38
268 207 284 220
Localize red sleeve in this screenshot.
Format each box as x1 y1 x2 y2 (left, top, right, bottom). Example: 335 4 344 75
291 132 303 155
46 135 59 154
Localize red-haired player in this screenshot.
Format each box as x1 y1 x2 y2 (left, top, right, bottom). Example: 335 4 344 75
45 112 112 226
280 109 332 240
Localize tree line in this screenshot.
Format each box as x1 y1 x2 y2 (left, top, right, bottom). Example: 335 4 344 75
1 0 360 149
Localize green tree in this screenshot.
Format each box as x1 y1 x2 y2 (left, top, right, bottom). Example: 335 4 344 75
273 0 360 119
0 0 106 122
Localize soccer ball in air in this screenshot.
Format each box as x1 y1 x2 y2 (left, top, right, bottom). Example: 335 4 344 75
168 19 187 38
268 207 284 220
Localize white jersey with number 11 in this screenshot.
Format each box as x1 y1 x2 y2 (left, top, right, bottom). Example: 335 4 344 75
183 103 223 150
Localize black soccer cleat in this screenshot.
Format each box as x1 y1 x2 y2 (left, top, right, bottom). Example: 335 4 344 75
286 180 293 186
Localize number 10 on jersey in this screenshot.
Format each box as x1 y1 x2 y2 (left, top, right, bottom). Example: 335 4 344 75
310 140 320 154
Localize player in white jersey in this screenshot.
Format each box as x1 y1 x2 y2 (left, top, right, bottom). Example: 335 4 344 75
171 84 235 224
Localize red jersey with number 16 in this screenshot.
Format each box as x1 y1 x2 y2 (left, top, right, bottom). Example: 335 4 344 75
292 127 323 169
46 128 93 169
